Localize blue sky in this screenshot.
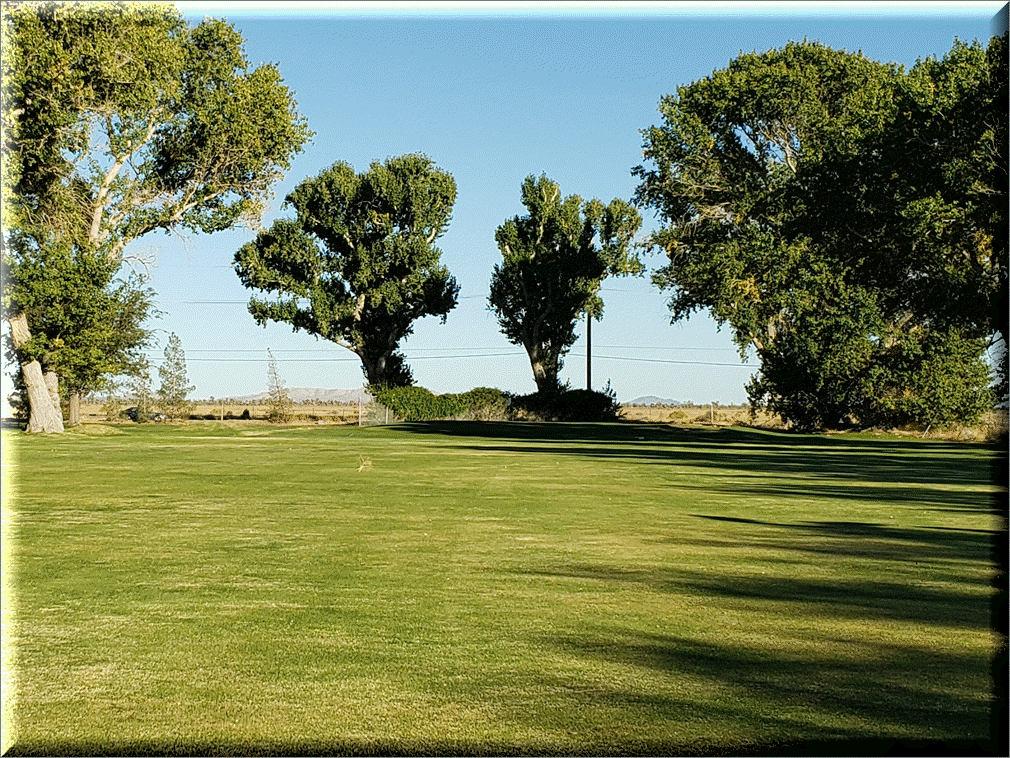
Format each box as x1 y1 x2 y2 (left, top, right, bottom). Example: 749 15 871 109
6 1 1005 404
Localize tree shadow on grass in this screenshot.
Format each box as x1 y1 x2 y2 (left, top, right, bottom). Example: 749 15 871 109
690 515 997 566
396 421 999 492
542 628 996 755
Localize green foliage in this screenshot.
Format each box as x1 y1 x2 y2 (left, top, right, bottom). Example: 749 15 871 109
2 237 158 396
234 154 459 389
156 333 194 421
507 386 622 422
1 1 310 428
635 38 1002 430
456 387 509 421
127 370 153 423
372 386 512 422
2 1 312 257
488 174 642 393
374 386 464 422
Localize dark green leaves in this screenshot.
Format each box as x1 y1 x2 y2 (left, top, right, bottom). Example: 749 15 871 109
635 38 1000 429
488 174 642 392
233 154 460 389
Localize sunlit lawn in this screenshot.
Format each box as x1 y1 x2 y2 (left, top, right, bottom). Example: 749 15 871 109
1 421 1003 755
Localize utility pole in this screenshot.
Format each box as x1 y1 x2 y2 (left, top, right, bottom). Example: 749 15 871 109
586 311 592 391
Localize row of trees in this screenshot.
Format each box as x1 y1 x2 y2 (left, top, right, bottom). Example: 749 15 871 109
3 2 1006 433
234 159 644 395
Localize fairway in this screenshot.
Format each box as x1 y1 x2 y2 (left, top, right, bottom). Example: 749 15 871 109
1 421 1003 755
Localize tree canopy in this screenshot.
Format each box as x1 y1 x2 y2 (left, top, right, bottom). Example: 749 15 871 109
1 1 311 432
488 174 642 393
633 38 1002 430
233 154 460 389
2 238 157 425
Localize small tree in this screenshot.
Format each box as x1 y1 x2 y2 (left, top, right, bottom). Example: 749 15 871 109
157 333 195 421
266 348 292 423
129 370 153 423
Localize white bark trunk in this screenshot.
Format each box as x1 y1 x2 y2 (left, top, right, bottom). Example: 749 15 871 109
68 392 81 426
9 311 65 433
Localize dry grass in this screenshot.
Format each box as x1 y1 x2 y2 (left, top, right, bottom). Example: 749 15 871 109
620 404 785 428
621 404 1009 443
75 401 1008 443
80 402 362 425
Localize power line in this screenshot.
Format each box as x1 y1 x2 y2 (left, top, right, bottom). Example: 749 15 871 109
572 353 757 368
162 344 740 354
141 352 753 368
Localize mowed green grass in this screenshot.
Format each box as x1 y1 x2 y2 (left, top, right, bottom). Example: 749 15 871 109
1 421 1003 755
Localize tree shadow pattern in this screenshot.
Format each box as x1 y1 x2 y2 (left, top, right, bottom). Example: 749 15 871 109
399 421 1006 755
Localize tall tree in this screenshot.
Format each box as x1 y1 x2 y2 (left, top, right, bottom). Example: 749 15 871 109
1 1 311 432
156 332 194 421
488 174 642 393
633 39 996 430
234 154 459 390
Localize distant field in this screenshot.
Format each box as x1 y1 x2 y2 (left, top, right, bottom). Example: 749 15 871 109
2 421 1003 755
74 400 1008 442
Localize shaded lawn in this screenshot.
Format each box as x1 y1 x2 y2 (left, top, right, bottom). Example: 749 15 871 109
1 421 1004 755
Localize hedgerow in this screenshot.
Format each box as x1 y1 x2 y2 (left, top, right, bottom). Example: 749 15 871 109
374 385 620 422
373 386 510 421
506 385 621 422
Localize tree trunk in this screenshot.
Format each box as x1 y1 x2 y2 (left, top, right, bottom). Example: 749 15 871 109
44 370 60 408
9 312 64 433
68 391 81 426
527 344 560 394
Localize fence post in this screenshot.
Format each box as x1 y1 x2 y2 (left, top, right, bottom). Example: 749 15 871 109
358 398 362 427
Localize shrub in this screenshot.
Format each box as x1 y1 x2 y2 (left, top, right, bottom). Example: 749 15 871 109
507 385 621 422
374 386 511 422
375 386 464 422
457 387 508 420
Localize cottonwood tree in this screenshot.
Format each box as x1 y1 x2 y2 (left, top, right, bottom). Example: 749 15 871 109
1 1 311 432
633 39 997 430
234 154 459 390
156 332 194 420
488 174 642 393
2 238 158 426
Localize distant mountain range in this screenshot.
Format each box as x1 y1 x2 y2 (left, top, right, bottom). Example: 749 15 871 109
222 387 373 404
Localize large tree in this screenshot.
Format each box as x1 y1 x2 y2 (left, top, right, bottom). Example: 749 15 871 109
633 39 998 430
1 1 311 432
488 174 642 393
2 236 158 426
233 154 459 389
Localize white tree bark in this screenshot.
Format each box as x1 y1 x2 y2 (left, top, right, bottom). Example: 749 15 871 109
68 391 82 426
9 311 65 433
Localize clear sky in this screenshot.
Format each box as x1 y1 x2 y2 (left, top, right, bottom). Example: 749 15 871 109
5 1 1005 404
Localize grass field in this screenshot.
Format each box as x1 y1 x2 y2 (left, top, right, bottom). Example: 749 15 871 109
1 420 1005 755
